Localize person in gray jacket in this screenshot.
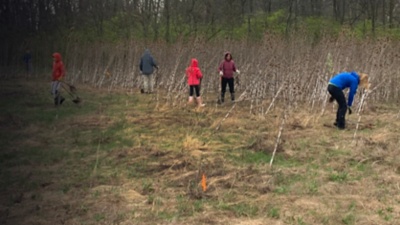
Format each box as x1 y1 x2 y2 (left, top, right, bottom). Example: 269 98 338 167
139 49 158 93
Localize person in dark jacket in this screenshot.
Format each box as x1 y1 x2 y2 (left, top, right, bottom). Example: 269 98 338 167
328 71 370 129
218 52 240 103
139 49 158 93
51 52 65 106
23 48 32 76
186 58 205 107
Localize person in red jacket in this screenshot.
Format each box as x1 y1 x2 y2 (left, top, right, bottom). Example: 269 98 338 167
186 58 205 107
218 52 240 103
51 52 65 105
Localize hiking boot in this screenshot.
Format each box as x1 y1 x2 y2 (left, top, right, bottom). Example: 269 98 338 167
54 97 60 105
220 93 225 103
336 121 345 130
196 97 205 107
188 96 194 104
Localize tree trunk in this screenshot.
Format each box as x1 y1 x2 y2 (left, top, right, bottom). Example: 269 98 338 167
286 0 295 35
164 0 170 42
389 0 394 28
382 0 386 28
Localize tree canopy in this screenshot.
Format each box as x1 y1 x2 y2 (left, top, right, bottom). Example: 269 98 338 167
2 0 400 43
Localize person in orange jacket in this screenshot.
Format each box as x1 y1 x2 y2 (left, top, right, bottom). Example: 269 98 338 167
186 58 205 107
51 52 65 105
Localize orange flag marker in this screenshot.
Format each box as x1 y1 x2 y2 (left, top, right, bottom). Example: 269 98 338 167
201 173 207 192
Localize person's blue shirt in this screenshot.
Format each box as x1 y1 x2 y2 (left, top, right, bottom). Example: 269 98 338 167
329 71 360 107
23 52 32 64
139 49 158 75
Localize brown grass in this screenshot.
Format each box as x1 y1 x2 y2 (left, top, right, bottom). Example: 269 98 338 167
1 69 400 224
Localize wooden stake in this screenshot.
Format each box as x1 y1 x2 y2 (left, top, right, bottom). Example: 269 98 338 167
269 112 287 168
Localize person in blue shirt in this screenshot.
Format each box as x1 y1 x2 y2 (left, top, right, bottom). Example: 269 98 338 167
139 49 158 94
23 48 32 76
328 71 369 129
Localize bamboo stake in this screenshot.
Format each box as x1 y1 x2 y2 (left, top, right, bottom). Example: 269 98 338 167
269 111 287 168
215 91 247 131
352 79 386 144
265 84 284 116
352 91 368 144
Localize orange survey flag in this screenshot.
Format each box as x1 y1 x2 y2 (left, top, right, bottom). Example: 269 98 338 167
201 174 207 192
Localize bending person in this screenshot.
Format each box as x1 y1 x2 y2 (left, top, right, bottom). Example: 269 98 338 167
328 71 369 129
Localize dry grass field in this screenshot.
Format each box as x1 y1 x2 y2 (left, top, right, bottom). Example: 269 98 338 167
1 77 400 225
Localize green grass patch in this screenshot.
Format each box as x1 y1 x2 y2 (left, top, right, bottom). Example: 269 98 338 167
217 202 259 217
342 213 355 225
377 207 394 221
229 150 301 168
156 210 176 221
328 170 349 182
267 206 280 219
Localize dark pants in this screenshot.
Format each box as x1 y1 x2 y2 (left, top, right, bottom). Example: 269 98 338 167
189 85 200 97
221 77 235 101
328 84 347 129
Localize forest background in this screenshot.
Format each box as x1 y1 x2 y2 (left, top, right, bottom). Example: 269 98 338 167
2 0 400 85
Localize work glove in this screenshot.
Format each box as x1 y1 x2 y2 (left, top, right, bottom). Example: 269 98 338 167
57 76 63 81
219 71 223 76
348 107 352 115
236 70 240 74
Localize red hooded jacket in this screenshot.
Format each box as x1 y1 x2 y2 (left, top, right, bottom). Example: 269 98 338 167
186 59 203 85
52 52 65 81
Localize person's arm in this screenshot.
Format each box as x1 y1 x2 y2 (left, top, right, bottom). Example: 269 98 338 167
139 58 143 72
233 62 240 74
218 62 223 75
347 82 358 107
151 57 158 69
197 68 203 80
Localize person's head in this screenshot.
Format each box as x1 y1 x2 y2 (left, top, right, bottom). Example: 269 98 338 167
52 52 62 62
224 52 232 61
142 49 151 57
190 58 198 67
358 73 370 90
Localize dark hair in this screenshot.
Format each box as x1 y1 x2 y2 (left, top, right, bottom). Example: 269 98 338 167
225 52 232 60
